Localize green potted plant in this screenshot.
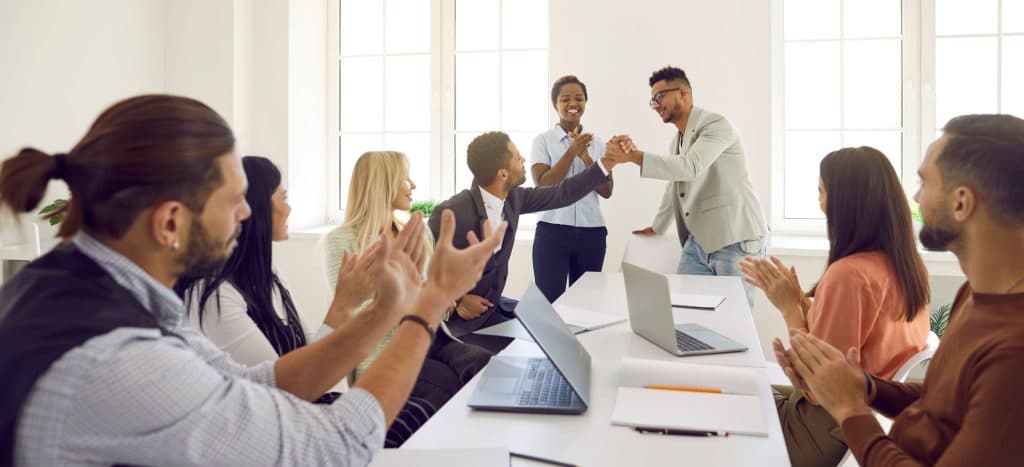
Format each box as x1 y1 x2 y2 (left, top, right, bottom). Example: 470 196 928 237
38 198 68 226
410 200 437 218
930 303 951 339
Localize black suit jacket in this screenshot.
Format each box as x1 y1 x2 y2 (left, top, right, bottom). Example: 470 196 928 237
429 162 609 335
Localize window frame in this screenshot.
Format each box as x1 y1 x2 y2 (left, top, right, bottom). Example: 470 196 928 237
327 0 549 224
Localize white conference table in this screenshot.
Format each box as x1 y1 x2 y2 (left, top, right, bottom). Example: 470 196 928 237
405 272 791 466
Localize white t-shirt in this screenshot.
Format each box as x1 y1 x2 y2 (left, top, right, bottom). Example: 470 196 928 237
182 275 332 367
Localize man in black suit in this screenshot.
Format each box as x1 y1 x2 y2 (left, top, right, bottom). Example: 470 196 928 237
429 131 617 343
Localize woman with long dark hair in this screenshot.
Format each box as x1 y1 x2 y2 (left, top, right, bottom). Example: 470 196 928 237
178 156 456 444
741 146 930 467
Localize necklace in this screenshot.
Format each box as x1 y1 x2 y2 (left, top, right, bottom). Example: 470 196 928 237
1005 272 1024 294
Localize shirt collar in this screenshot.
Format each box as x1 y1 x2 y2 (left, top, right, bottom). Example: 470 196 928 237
72 232 186 330
555 123 584 141
478 186 505 211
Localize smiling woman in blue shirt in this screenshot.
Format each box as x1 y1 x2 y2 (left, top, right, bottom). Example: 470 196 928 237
529 75 614 302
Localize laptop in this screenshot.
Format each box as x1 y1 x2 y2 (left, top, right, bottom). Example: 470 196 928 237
467 283 591 414
621 262 748 357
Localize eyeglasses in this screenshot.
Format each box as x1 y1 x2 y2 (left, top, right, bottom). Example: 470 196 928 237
649 87 682 108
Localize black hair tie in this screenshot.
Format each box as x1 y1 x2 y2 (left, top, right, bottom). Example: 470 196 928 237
52 153 68 180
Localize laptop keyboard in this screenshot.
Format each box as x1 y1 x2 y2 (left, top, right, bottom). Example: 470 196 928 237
518 358 575 407
675 331 715 352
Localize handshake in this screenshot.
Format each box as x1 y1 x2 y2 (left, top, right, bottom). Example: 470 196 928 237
602 134 642 167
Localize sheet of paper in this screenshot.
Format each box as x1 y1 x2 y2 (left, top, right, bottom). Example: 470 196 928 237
618 357 760 395
611 387 767 437
553 304 627 330
369 447 510 466
670 293 726 309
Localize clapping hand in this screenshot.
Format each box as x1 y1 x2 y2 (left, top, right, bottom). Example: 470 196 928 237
777 330 873 423
368 212 430 321
741 256 807 327
425 209 507 318
567 128 594 160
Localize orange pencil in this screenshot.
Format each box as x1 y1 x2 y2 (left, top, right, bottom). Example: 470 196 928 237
645 385 722 394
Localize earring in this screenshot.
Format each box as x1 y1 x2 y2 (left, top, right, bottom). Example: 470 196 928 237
171 240 180 251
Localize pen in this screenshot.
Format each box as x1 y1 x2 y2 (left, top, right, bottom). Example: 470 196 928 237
510 451 578 467
634 426 729 437
645 384 722 394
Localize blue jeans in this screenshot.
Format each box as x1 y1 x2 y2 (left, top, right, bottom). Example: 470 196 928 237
677 235 766 309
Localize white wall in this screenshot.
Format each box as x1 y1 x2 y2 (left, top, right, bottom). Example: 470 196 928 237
0 0 166 204
497 0 772 300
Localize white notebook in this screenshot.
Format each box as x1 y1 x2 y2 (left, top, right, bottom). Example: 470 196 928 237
610 358 767 437
670 293 726 309
369 447 509 466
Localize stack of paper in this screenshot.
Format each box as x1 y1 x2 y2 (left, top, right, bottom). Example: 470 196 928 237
610 358 767 436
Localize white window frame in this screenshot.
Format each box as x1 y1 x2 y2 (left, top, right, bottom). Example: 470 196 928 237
773 0 1023 235
772 0 921 234
326 0 548 224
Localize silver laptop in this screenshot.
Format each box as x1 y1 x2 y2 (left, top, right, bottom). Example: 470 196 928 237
467 283 590 414
621 262 748 357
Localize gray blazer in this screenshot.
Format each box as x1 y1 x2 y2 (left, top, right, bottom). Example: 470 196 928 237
645 106 768 253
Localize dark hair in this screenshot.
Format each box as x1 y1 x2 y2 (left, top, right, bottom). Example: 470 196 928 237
812 146 930 322
551 75 588 106
176 156 306 345
467 131 512 186
0 94 232 239
649 66 691 88
937 114 1024 224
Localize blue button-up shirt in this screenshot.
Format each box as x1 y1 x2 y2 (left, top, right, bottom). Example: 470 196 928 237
15 233 385 466
529 124 607 227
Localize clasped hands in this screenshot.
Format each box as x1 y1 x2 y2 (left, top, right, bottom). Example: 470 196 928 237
604 134 641 165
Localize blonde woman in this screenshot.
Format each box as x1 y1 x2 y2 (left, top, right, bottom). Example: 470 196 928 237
323 151 492 445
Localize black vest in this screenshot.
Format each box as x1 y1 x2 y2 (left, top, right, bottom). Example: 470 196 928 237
0 243 165 466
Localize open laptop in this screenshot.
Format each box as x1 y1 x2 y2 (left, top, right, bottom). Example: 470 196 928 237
621 262 748 357
467 283 591 415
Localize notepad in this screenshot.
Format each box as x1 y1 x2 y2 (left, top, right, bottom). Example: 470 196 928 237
554 304 627 331
610 358 767 437
369 447 510 466
670 293 726 309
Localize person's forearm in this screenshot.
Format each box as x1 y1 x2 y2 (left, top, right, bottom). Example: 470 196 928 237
629 151 644 167
596 175 613 198
537 149 578 186
780 304 808 331
354 286 450 425
273 301 397 401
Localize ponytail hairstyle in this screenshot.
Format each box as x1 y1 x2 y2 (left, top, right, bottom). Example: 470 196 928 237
0 94 234 240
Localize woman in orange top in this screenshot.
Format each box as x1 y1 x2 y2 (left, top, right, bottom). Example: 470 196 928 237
741 146 930 467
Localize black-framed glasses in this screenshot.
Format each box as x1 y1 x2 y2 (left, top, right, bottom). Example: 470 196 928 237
649 87 682 108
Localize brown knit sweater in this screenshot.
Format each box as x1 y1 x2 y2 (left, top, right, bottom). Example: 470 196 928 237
842 283 1024 466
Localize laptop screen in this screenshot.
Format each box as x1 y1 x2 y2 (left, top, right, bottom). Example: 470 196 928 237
515 283 592 406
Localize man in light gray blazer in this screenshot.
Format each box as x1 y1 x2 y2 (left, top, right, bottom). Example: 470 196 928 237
606 66 768 307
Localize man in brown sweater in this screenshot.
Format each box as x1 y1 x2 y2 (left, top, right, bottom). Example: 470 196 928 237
773 113 1024 466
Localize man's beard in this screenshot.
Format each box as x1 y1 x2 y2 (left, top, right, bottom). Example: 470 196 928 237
178 218 241 278
511 172 527 188
919 209 959 251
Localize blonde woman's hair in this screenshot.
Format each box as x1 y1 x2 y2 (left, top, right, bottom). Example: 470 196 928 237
336 151 410 252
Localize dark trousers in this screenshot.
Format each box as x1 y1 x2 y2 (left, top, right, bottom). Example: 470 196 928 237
384 335 494 447
532 222 607 302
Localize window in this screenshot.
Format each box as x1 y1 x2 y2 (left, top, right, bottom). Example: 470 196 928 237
329 0 549 221
775 0 1024 230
